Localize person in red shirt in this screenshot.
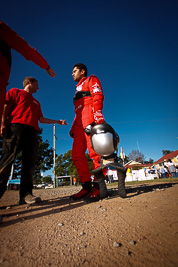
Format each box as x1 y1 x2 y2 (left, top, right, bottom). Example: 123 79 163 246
0 21 56 128
70 63 108 202
0 76 67 204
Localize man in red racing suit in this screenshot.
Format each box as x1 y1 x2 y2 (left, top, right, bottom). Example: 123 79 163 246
70 63 108 203
0 21 56 128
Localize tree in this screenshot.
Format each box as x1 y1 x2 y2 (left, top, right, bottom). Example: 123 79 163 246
43 175 52 184
128 149 146 164
162 150 173 156
55 149 93 182
55 150 74 176
35 130 53 173
144 158 154 164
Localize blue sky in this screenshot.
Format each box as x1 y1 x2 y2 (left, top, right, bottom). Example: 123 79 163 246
1 0 178 176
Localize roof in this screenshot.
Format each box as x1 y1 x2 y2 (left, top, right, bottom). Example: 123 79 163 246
124 151 178 167
154 150 178 164
124 160 151 168
125 160 142 166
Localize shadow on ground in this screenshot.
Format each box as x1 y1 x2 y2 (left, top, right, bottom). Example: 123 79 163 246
107 181 178 199
1 182 177 227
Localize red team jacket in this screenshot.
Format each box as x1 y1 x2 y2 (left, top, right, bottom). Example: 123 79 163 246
6 88 43 131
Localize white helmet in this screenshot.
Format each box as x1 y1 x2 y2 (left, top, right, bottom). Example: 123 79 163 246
90 123 119 157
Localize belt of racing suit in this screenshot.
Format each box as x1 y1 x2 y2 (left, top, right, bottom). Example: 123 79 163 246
74 95 93 113
73 90 91 102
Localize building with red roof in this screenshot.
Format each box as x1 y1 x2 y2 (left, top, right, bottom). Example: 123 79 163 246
154 150 178 167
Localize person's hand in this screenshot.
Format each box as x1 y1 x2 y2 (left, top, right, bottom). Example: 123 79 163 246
93 110 105 124
84 124 92 135
58 120 68 125
84 122 96 135
46 67 56 77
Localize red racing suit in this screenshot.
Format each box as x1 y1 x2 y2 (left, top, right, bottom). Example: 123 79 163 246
70 75 105 183
0 21 49 127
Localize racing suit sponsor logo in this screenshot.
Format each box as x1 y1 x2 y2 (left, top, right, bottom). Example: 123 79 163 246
76 81 85 92
92 82 102 93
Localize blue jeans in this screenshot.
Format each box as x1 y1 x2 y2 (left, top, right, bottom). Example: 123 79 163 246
161 173 166 178
171 172 177 178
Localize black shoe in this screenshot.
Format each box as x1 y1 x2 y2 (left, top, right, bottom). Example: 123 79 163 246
19 199 26 205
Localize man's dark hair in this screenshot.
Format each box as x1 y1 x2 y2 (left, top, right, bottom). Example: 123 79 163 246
73 63 88 76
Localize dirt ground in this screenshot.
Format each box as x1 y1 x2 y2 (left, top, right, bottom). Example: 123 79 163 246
0 181 178 267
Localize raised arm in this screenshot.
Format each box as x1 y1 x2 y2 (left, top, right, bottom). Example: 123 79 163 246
39 117 68 125
0 21 56 77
